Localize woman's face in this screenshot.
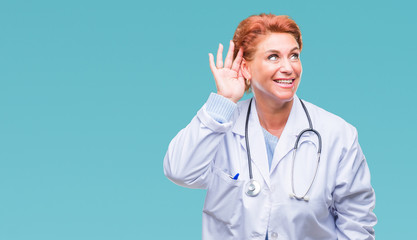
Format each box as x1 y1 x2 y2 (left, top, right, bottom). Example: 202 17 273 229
244 32 302 105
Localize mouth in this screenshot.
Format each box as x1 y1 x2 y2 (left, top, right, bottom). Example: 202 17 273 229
273 78 295 88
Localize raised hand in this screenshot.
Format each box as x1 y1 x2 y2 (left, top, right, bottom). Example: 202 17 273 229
209 40 245 103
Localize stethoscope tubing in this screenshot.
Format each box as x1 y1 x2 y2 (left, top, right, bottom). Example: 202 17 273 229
245 98 254 180
244 98 322 200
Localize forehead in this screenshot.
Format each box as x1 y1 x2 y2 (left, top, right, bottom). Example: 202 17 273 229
255 33 299 53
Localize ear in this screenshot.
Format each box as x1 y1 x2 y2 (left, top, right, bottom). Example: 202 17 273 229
241 58 251 81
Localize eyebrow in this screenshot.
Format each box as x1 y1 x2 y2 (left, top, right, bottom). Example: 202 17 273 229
265 47 300 54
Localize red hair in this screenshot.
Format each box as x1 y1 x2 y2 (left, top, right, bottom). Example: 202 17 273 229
233 14 302 61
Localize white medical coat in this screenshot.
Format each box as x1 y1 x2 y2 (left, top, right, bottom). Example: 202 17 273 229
164 95 377 240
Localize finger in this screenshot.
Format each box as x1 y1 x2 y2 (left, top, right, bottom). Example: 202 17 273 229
238 65 244 79
216 43 223 69
209 53 217 74
238 67 246 85
231 47 243 72
224 40 235 69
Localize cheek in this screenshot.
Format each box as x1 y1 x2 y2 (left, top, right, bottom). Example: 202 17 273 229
293 62 302 76
251 62 270 79
259 62 278 76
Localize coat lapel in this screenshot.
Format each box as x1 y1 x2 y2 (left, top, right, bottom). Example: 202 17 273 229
232 98 271 188
247 100 271 188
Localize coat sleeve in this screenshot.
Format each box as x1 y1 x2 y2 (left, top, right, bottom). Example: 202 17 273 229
333 129 377 240
163 103 235 189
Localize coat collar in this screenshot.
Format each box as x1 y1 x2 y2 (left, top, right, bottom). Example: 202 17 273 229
232 95 309 137
231 95 312 188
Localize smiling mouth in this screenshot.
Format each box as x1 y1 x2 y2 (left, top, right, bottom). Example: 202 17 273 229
274 79 294 84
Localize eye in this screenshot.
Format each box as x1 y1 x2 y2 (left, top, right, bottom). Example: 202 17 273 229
268 54 279 61
290 53 300 60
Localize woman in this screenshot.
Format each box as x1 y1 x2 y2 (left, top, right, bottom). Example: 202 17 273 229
164 13 377 239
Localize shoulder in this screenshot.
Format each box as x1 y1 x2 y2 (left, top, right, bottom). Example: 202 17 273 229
236 98 252 111
301 99 358 141
229 98 252 121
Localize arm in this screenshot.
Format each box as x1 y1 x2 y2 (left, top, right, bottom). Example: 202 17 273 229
164 41 245 189
333 130 377 239
163 94 236 189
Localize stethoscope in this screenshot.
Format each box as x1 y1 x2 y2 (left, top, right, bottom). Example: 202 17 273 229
244 98 322 201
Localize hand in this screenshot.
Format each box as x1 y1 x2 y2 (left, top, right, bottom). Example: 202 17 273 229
209 41 245 103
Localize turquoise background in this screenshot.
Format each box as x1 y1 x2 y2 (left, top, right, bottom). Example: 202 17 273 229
1 0 416 239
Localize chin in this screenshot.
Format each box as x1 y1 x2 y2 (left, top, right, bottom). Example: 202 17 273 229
274 91 296 102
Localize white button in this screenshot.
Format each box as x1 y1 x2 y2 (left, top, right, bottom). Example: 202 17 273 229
270 232 278 239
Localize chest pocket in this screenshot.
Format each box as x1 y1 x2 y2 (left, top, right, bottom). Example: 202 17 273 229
203 167 244 225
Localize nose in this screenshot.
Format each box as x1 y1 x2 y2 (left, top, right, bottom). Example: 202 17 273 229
279 58 293 74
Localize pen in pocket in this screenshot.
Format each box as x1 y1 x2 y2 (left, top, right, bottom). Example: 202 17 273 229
230 173 239 180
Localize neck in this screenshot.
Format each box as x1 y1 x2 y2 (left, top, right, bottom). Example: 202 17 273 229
254 96 294 138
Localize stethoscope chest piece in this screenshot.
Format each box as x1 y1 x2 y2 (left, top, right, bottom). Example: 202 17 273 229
245 179 261 197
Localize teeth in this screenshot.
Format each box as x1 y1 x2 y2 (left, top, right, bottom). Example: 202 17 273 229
276 79 293 84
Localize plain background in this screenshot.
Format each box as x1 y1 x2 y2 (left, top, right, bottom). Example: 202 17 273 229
1 0 416 239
